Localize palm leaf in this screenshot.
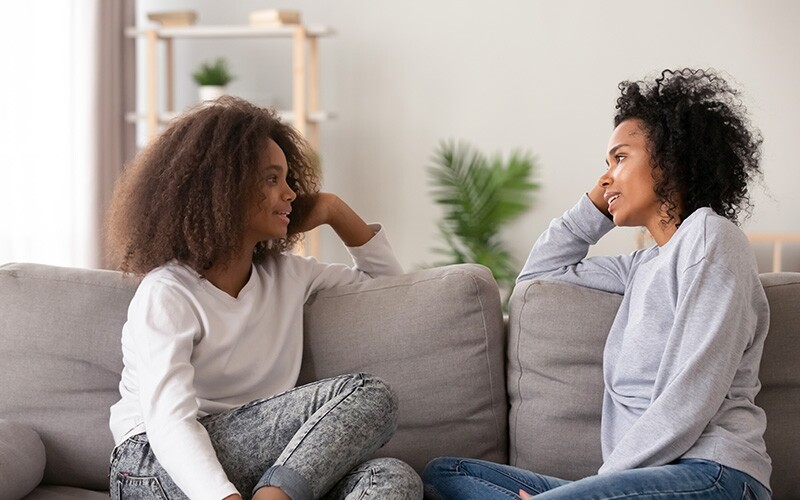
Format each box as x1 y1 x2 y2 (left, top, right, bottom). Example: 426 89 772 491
427 140 539 298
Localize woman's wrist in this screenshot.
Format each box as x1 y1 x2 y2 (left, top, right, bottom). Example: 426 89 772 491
326 196 374 247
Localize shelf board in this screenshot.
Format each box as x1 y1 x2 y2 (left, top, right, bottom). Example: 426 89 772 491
125 110 335 125
125 24 335 39
278 110 336 123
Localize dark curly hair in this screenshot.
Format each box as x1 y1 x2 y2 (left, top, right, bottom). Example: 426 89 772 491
106 96 320 275
614 68 762 225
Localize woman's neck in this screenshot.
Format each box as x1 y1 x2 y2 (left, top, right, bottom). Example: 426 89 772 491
647 201 682 247
203 248 255 298
648 221 679 247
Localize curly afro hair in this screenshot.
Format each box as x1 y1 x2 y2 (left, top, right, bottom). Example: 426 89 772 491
106 96 320 275
614 68 763 226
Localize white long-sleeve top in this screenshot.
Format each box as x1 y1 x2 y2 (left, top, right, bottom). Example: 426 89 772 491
109 225 403 500
518 196 771 490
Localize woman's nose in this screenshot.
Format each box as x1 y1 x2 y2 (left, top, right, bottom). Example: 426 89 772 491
284 184 297 202
598 171 611 188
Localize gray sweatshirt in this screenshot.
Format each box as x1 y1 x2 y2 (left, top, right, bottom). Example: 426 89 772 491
518 195 771 490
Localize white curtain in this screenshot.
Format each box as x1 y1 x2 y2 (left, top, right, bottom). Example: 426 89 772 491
0 0 135 269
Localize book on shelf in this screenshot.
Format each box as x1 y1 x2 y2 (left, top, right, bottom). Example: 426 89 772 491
249 9 301 26
147 10 197 27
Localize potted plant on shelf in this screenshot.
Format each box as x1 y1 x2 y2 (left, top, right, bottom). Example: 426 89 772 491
192 58 235 101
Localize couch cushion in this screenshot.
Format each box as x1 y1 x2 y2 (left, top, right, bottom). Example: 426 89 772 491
0 419 46 500
0 263 139 490
507 279 620 480
299 264 508 473
22 485 109 500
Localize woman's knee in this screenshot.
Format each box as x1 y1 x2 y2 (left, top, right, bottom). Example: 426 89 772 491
421 457 464 500
353 373 399 429
422 456 461 483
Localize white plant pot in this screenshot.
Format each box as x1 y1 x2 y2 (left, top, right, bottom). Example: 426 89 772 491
198 86 226 102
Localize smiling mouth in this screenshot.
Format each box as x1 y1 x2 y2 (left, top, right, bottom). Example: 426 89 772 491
607 194 620 211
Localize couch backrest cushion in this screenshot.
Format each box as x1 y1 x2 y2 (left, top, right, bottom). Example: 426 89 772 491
299 264 508 472
508 273 800 499
0 263 139 490
754 272 800 498
507 279 620 480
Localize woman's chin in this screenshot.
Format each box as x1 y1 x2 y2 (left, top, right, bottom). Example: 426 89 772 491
610 213 632 227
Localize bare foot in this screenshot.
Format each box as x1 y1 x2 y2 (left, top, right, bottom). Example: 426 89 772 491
519 489 534 499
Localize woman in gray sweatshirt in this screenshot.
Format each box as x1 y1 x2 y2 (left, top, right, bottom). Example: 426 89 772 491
423 68 771 499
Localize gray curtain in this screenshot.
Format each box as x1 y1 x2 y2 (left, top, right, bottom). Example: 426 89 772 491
73 0 137 268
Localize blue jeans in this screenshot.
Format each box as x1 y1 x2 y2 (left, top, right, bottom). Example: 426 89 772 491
422 457 770 499
109 373 422 499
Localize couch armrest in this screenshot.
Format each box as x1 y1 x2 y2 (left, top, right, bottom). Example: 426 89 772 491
0 262 137 490
299 264 508 473
0 419 46 500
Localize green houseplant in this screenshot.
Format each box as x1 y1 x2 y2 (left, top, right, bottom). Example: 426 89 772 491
192 58 235 101
428 140 539 302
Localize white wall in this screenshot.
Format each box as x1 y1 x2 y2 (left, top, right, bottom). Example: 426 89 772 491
135 0 800 272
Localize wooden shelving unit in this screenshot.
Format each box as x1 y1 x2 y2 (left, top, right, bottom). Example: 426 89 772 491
125 22 335 257
748 233 800 272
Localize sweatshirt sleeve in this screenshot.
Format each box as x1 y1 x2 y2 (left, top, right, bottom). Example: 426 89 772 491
599 256 762 473
128 281 239 500
517 195 636 294
300 224 404 297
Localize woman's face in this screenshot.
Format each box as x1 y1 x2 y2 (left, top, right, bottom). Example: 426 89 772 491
599 119 667 234
245 139 297 244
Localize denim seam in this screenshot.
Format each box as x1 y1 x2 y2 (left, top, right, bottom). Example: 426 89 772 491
356 466 376 500
456 459 544 495
224 376 348 418
116 473 169 500
592 466 724 500
455 471 527 499
276 374 365 467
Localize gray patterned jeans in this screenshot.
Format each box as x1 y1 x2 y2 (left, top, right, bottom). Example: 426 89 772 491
109 373 422 499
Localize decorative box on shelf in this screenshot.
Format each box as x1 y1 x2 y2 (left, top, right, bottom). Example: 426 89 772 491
249 9 301 26
147 10 197 27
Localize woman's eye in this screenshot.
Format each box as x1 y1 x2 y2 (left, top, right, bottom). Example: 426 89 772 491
615 155 625 163
266 176 279 185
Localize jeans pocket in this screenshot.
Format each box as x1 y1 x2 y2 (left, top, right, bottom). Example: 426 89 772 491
115 472 169 500
741 483 758 500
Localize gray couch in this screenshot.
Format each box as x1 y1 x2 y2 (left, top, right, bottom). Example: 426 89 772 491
0 262 797 499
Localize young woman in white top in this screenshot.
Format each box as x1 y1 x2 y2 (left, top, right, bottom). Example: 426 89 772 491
106 96 422 500
423 69 771 499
